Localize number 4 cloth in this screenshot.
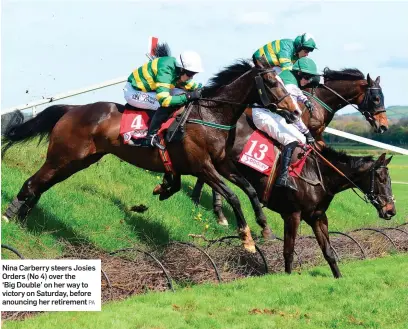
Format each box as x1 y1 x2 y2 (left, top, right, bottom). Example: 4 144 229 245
119 110 151 144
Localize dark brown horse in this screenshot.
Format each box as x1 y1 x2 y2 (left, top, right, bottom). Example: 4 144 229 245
272 148 394 278
216 146 395 278
190 68 388 225
2 60 299 252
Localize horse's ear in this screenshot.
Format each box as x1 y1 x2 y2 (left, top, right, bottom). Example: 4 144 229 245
385 155 393 166
376 153 386 166
375 76 381 85
256 55 271 69
367 74 373 85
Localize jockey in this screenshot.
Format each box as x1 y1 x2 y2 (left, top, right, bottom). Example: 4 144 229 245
252 57 321 191
252 32 317 73
123 51 204 150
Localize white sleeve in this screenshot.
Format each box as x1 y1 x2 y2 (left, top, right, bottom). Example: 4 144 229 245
285 84 308 104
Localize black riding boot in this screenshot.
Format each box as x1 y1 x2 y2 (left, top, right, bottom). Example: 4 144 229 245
141 107 174 151
275 141 298 191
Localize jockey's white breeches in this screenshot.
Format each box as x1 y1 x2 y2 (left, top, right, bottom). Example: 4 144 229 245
123 83 186 110
252 107 306 145
123 82 160 110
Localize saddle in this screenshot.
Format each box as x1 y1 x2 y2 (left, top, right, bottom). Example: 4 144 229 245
120 104 186 146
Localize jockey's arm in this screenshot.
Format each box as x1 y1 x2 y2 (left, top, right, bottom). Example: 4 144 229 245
284 83 309 107
156 61 188 107
284 83 310 135
177 79 202 91
277 42 294 71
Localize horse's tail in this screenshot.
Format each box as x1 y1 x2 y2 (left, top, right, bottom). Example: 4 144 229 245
2 105 69 155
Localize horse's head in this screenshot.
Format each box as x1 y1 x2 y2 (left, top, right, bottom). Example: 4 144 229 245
357 74 388 133
359 153 395 219
254 68 299 122
322 68 388 134
203 60 298 121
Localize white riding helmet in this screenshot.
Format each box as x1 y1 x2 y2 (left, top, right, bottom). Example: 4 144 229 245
178 50 204 73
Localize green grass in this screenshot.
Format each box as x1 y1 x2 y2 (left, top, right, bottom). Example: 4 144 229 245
3 254 408 329
1 140 407 258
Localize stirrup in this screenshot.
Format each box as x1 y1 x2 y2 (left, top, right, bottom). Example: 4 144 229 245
151 135 166 151
275 177 298 191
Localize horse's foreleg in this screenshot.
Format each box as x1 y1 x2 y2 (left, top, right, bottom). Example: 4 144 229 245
218 163 273 239
3 153 104 222
310 213 341 278
282 212 301 274
199 163 255 253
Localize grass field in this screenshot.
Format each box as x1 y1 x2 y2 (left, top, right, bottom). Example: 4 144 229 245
1 139 407 328
1 139 407 258
3 254 408 329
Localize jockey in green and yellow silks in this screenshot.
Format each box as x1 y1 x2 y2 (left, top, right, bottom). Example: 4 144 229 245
251 57 321 191
123 51 204 150
252 33 317 73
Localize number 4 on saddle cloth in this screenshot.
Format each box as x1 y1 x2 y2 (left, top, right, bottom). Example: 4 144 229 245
119 104 185 146
120 103 186 174
238 130 312 202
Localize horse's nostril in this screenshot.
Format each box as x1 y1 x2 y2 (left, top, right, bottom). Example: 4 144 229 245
379 126 388 134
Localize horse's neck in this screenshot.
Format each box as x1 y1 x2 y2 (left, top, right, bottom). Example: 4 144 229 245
204 71 257 125
312 80 363 126
322 157 372 193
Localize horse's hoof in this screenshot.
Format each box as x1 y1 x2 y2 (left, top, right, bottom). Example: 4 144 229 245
2 215 10 223
261 227 276 240
153 184 164 195
244 243 256 254
159 191 173 201
217 217 229 226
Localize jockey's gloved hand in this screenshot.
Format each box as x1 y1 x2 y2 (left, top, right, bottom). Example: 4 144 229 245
304 131 315 144
304 100 314 113
186 89 202 101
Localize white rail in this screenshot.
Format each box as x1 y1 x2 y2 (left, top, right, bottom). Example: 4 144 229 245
1 76 127 115
325 127 408 155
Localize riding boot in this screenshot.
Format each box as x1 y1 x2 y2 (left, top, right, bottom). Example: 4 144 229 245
275 142 298 191
140 107 173 151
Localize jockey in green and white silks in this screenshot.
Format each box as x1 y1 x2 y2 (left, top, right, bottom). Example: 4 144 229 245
123 51 204 150
251 57 320 191
252 32 317 74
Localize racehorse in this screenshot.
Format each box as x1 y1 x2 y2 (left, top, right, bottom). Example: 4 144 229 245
2 59 299 252
270 148 394 278
190 67 388 226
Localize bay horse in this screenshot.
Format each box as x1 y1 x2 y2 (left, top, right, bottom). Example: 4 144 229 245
1 59 299 252
270 148 395 278
190 68 388 226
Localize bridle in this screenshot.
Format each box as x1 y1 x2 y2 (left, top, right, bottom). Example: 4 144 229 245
366 164 394 208
198 68 291 110
311 146 393 208
254 68 291 108
320 84 385 123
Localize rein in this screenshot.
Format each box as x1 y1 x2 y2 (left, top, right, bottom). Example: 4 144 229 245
185 67 292 130
320 84 385 121
310 145 374 204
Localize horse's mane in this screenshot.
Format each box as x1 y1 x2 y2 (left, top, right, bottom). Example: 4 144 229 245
152 42 171 58
323 67 365 81
320 147 373 169
202 59 254 96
